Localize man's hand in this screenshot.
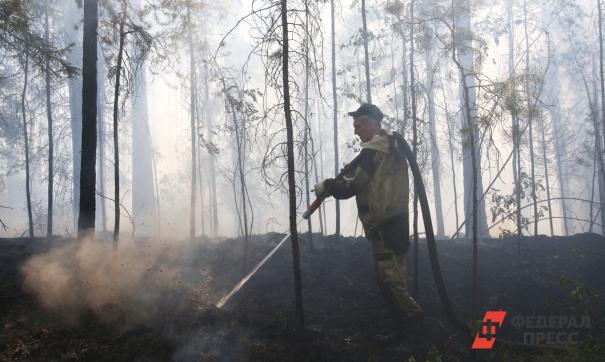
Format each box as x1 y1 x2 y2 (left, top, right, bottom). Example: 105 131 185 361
314 179 335 199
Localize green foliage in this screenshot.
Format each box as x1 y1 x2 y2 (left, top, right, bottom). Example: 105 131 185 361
489 172 548 237
0 0 78 78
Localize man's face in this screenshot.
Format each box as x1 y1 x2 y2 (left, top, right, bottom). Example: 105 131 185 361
353 116 379 142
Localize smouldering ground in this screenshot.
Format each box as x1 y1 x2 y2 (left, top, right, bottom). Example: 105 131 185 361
1 233 604 361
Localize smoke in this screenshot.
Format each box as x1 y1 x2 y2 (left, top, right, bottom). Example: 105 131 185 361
20 236 213 327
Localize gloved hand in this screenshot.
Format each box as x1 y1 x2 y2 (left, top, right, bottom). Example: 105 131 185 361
314 179 334 199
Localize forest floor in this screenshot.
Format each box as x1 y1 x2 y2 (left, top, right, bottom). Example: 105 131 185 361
0 232 604 361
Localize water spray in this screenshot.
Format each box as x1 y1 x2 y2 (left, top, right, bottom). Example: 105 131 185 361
214 212 317 309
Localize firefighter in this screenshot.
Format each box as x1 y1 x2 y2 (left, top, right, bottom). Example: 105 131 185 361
314 103 423 345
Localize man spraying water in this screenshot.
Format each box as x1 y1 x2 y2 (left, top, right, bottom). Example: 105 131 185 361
314 103 423 346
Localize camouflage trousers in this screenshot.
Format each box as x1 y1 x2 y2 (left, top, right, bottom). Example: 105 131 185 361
368 214 422 322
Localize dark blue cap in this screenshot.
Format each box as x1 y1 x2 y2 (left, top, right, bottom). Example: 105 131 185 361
348 103 384 122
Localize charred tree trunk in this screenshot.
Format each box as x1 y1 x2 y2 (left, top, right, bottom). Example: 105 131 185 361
281 0 304 333
44 0 54 239
112 4 126 243
330 0 340 236
78 0 98 239
361 0 372 103
21 53 33 238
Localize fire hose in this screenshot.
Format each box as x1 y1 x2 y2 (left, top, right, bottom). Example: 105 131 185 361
215 135 469 335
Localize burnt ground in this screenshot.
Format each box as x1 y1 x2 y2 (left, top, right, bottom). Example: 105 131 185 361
0 233 604 361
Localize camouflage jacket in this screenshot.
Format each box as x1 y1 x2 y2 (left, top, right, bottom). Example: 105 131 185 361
330 129 409 233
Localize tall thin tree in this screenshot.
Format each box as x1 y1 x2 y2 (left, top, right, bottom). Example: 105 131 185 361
331 0 340 236
187 0 197 241
523 0 538 236
21 52 33 238
78 0 99 238
281 0 304 333
303 0 314 249
111 1 127 243
44 0 54 239
63 0 83 232
507 0 523 244
424 0 445 238
410 0 420 296
361 0 372 103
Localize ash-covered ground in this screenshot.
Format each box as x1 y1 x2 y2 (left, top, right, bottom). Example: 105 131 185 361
1 233 604 361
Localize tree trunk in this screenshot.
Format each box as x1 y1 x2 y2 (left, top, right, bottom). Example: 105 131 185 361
507 0 523 241
44 0 54 240
186 0 197 241
281 0 304 333
132 69 157 235
129 0 156 237
540 117 554 235
97 43 107 232
459 59 480 320
112 4 126 243
77 0 98 239
598 0 605 233
310 131 325 235
361 0 371 103
441 79 460 235
21 53 34 238
390 44 399 122
581 66 605 235
594 58 605 235
303 0 314 250
453 0 480 318
195 80 206 236
410 0 419 297
457 0 489 239
63 0 83 233
424 2 445 238
203 62 218 236
597 0 605 170
523 0 538 236
552 107 568 235
400 32 409 133
590 143 597 232
229 89 250 268
330 0 340 236
316 98 327 234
